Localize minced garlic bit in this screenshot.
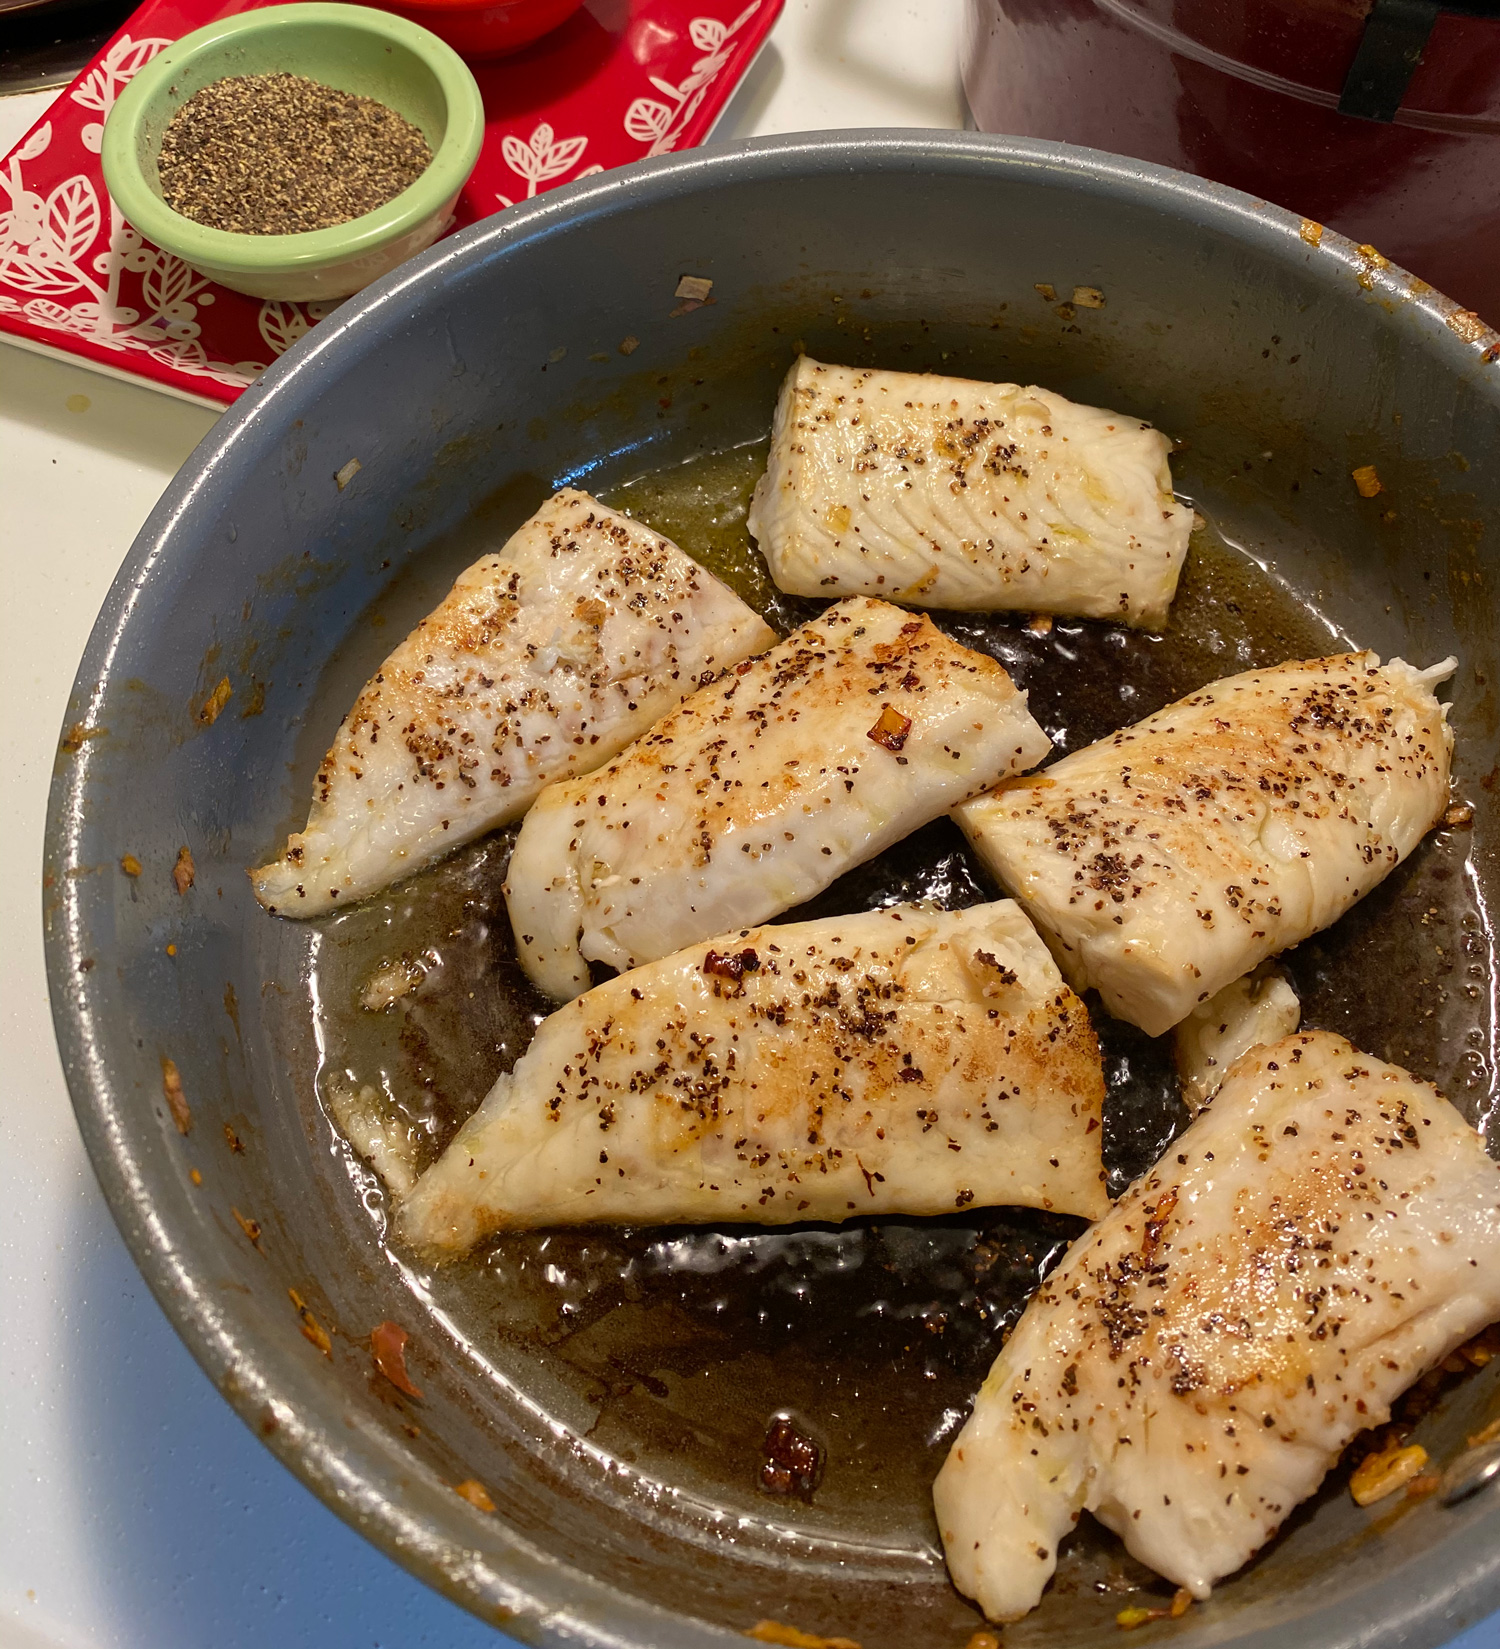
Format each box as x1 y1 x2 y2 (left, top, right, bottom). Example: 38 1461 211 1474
1025 614 1054 635
1350 1440 1428 1506
674 274 713 302
1072 285 1106 308
1033 282 1056 301
335 457 362 491
1447 309 1489 345
866 702 912 751
1352 464 1383 498
120 853 142 877
289 1287 332 1356
1116 1589 1193 1629
361 952 429 1012
453 1478 496 1512
746 1622 860 1649
1446 803 1475 827
161 1057 191 1134
198 675 233 725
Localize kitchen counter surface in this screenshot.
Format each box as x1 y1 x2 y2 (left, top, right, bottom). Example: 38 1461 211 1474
2 6 1497 1648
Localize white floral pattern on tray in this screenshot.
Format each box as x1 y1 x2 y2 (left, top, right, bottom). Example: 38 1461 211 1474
493 4 761 206
625 3 761 154
0 0 781 403
494 124 603 209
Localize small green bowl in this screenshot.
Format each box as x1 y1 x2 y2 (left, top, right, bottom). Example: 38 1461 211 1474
102 3 484 302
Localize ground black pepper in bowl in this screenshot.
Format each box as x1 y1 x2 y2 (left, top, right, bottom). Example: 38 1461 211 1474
156 72 433 235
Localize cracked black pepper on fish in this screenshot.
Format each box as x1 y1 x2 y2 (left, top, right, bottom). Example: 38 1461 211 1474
251 489 773 915
935 1031 1500 1620
955 652 1456 1036
156 71 434 235
504 596 1052 1002
395 900 1109 1254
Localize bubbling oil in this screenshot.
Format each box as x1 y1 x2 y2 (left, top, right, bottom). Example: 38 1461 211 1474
306 440 1489 1546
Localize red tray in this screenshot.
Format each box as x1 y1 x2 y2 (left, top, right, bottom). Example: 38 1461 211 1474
0 0 779 405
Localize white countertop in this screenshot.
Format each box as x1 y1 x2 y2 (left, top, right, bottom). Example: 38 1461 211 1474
1 6 1496 1647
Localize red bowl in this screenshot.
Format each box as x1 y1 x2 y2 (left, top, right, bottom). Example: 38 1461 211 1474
374 0 581 58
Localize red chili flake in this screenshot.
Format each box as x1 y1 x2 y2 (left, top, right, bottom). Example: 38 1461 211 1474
173 845 196 894
866 705 912 752
1141 1186 1178 1259
453 1478 495 1512
161 1057 192 1134
703 947 760 981
231 1206 262 1247
224 1122 245 1153
371 1320 423 1399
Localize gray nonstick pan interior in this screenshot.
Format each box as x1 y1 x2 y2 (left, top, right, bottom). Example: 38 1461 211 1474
43 132 1500 1649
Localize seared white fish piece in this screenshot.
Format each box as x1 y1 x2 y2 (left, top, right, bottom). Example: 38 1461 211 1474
1173 962 1300 1113
251 489 774 916
934 1031 1500 1622
955 652 1454 1036
746 356 1191 628
397 900 1108 1254
506 597 1051 1001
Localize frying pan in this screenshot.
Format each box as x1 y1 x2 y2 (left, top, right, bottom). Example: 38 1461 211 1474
42 131 1500 1649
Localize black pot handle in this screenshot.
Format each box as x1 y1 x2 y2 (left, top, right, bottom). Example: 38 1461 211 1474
1340 0 1500 121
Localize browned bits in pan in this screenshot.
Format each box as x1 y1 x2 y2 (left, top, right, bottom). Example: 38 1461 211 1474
759 1414 824 1500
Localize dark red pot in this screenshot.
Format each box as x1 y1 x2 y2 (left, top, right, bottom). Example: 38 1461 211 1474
374 0 582 59
963 0 1500 319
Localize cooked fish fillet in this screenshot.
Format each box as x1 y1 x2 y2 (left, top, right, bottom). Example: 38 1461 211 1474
505 597 1051 1001
934 1031 1500 1622
1174 962 1300 1113
954 652 1454 1037
250 489 774 916
746 356 1191 627
397 900 1108 1254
